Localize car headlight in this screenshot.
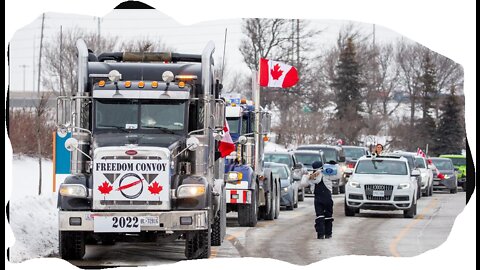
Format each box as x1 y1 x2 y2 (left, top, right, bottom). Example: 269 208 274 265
283 187 288 192
59 184 88 198
226 172 243 182
177 184 206 199
397 183 410 189
349 181 361 188
444 174 451 179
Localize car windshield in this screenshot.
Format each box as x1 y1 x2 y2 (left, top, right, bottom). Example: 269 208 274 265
95 99 186 132
319 148 337 163
415 157 426 168
269 166 289 179
449 157 466 166
264 154 292 167
344 148 366 160
432 160 454 170
294 153 321 168
355 160 408 175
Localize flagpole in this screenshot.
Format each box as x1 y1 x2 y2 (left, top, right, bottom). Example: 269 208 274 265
425 144 429 156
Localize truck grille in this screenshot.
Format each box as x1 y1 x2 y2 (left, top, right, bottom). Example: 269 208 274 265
365 184 394 201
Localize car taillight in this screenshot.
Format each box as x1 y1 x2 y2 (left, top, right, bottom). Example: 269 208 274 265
348 163 355 168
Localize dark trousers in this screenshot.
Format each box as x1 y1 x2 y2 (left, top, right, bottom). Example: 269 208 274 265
314 181 334 236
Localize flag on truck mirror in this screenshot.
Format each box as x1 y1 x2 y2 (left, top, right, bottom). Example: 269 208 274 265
259 58 299 88
218 119 235 158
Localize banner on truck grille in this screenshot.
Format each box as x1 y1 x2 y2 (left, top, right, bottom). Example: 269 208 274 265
93 160 170 201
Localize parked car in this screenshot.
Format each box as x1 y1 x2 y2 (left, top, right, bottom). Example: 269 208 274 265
439 154 466 191
293 150 326 195
296 145 346 194
345 155 419 218
414 155 434 197
430 157 458 194
342 146 370 179
392 151 423 199
264 151 306 201
265 162 299 210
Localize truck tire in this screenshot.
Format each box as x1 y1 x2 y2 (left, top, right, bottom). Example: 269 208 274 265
59 231 85 260
264 177 276 220
450 188 457 194
274 180 280 219
238 188 258 227
211 189 226 246
344 199 356 217
404 201 417 218
185 230 211 259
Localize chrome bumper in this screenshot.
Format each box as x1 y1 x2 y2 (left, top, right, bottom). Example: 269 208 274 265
59 210 208 231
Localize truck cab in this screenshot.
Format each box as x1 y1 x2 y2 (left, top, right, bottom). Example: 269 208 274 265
56 40 226 260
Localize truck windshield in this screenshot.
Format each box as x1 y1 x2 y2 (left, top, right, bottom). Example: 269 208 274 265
227 118 240 134
356 160 408 175
95 99 186 132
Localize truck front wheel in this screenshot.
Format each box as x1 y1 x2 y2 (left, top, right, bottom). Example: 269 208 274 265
185 230 211 259
59 231 86 260
211 189 226 246
238 188 258 227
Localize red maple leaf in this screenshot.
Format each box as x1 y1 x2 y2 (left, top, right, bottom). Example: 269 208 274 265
270 64 283 80
98 181 113 195
148 181 163 195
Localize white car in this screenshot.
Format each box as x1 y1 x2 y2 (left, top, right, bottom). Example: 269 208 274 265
345 155 419 218
414 156 434 197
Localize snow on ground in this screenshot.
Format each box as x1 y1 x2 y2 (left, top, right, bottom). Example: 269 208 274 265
8 156 59 263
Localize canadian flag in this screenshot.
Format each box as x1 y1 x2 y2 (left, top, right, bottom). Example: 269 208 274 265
417 148 426 157
259 58 299 88
218 119 235 158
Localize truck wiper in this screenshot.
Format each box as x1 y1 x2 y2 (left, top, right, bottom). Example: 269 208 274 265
143 126 177 135
99 125 131 133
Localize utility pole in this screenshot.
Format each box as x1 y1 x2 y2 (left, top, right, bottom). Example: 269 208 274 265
20 64 28 92
97 17 101 51
59 25 65 96
33 35 36 92
37 13 46 94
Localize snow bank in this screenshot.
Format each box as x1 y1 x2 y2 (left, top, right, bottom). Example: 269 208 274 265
8 156 59 263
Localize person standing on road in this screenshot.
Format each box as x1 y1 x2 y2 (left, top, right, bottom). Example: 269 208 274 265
308 160 334 239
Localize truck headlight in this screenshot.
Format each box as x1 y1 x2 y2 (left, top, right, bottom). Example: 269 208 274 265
397 183 410 189
226 172 243 182
177 184 206 199
59 184 88 198
349 181 361 188
283 187 288 192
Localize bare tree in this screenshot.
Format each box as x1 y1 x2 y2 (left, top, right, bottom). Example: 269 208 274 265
118 38 173 52
34 92 53 195
43 28 118 96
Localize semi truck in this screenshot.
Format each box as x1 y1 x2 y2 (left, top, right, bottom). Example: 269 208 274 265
223 83 280 227
55 39 226 260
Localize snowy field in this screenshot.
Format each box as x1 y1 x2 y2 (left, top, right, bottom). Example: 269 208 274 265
8 156 59 263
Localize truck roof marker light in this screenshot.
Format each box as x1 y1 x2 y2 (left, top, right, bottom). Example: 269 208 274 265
125 81 132 88
231 103 236 107
98 80 106 87
125 150 138 156
263 136 269 142
151 81 158 88
162 71 175 83
240 98 247 104
175 75 198 81
138 81 145 88
178 81 186 88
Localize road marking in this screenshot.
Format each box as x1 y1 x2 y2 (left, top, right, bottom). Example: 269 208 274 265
389 198 438 257
210 247 217 258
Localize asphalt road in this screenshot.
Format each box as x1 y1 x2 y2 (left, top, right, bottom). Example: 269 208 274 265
70 190 467 268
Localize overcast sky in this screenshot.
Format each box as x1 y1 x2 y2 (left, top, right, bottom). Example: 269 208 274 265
8 9 404 92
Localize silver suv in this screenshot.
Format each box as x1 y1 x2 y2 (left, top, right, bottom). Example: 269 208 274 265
344 155 420 218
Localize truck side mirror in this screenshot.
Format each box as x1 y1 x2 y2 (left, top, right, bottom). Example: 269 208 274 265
293 163 303 170
65 138 79 152
238 136 247 145
338 156 346 163
186 137 200 151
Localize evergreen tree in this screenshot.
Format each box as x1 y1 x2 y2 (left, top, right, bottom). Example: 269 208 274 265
434 87 465 155
415 52 438 152
330 38 365 144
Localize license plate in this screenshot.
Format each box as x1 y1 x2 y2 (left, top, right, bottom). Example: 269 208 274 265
94 216 159 232
231 194 239 199
372 190 385 197
433 181 440 186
